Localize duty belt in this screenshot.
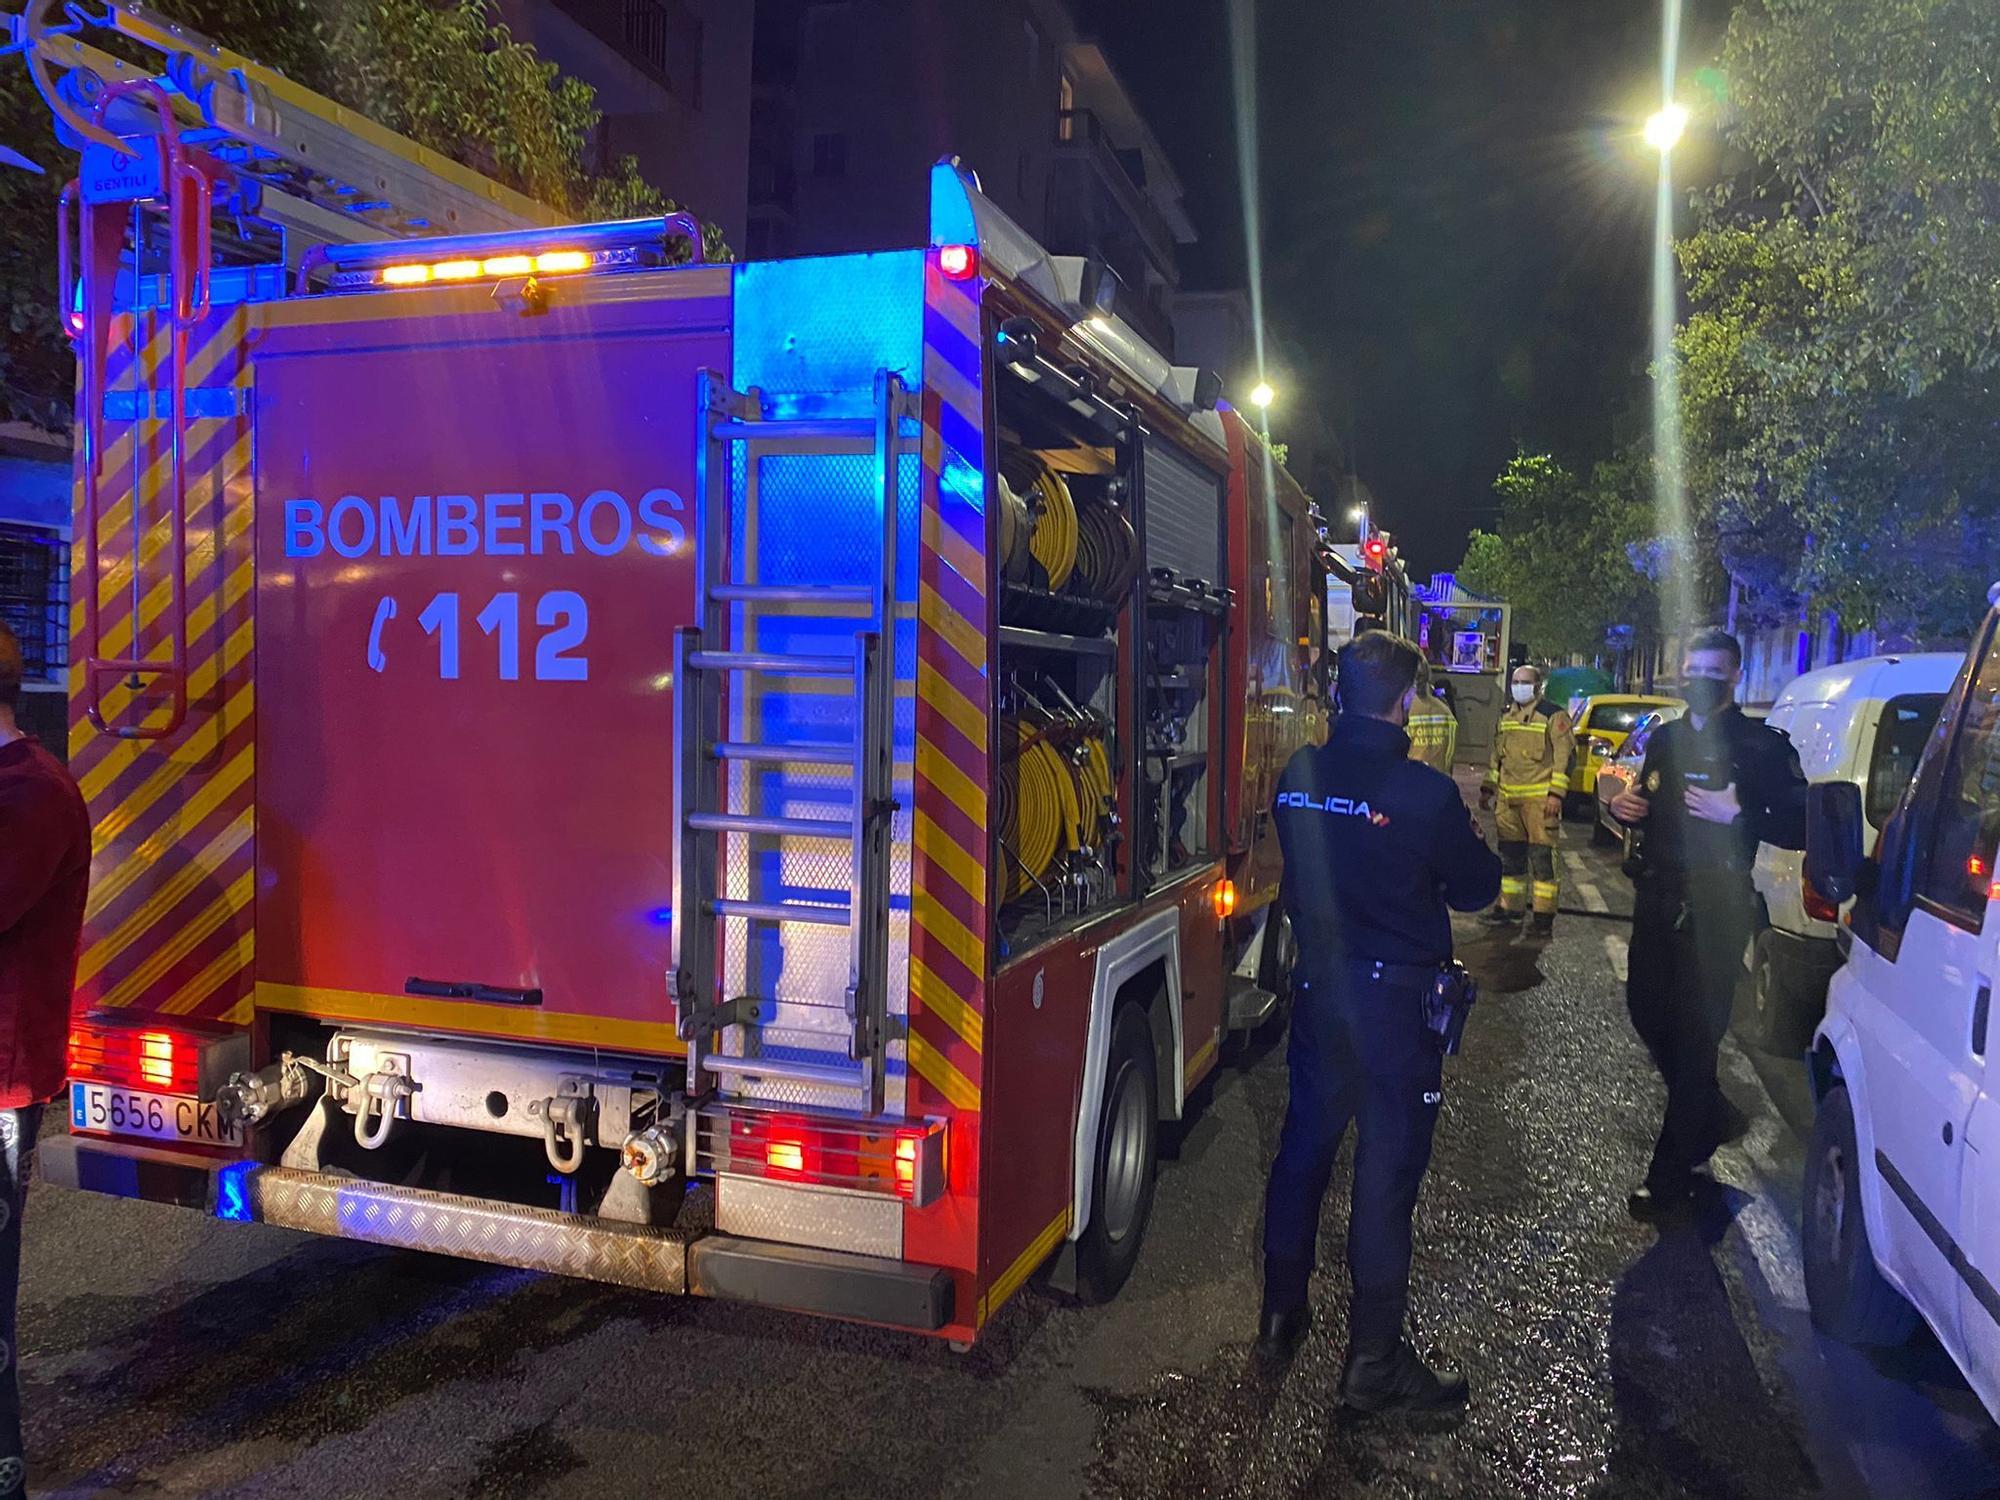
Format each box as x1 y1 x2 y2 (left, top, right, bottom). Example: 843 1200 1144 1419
1346 958 1443 987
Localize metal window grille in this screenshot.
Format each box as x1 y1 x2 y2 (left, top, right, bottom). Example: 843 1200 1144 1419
0 524 68 683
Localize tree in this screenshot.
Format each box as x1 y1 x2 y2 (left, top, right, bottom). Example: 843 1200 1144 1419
1456 451 1664 660
1675 0 2000 638
0 0 727 429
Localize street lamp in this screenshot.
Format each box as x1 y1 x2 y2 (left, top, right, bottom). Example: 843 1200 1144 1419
1249 381 1275 410
1644 102 1689 154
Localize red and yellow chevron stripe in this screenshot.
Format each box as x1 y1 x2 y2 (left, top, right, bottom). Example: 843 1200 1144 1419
69 304 257 1026
907 258 990 1120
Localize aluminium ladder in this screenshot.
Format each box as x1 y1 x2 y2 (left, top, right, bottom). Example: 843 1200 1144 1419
671 370 914 1118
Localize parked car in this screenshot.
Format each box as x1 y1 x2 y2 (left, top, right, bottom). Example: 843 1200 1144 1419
1802 619 2000 1414
1568 694 1684 815
1749 654 1956 1053
1591 706 1682 849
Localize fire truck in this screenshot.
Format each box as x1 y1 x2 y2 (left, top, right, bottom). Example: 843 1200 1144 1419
15 2 1324 1343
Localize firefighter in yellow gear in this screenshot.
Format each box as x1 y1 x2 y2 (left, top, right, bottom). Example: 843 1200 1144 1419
1479 664 1574 937
1405 659 1458 773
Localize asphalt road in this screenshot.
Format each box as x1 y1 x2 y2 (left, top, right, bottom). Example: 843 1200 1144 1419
21 823 2000 1498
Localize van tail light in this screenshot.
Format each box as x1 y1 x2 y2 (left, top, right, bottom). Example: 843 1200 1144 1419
1803 884 1841 923
697 1108 947 1207
67 1017 245 1096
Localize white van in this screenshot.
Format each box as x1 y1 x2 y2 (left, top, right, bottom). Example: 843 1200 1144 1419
1750 655 1957 1052
1802 615 2000 1413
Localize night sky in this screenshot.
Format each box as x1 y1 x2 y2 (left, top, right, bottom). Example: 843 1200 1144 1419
1082 0 1722 578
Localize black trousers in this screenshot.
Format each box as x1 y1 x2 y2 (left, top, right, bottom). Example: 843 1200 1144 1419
1625 877 1749 1187
1262 964 1442 1354
0 1104 39 1497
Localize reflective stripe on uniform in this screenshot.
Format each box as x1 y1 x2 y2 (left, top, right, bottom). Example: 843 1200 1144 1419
1498 783 1554 798
1500 876 1528 896
1532 881 1560 901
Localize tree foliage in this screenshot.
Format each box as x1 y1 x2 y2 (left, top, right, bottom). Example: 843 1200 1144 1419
1676 0 2000 636
1455 452 1662 660
0 0 726 428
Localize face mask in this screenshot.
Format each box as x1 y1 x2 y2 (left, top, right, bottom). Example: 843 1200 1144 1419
1510 683 1536 705
1683 677 1733 714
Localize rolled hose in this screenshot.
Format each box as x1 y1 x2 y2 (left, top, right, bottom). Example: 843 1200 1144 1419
999 714 1113 902
1027 467 1078 591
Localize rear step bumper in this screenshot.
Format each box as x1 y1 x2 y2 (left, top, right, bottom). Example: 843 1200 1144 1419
41 1136 953 1331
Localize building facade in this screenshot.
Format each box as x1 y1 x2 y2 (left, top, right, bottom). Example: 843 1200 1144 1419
497 0 756 251
748 0 1194 351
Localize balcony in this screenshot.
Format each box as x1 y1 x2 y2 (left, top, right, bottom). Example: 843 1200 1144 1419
1048 109 1180 290
552 0 702 99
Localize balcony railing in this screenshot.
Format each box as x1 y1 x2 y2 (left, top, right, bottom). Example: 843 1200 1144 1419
1050 109 1178 281
554 0 701 98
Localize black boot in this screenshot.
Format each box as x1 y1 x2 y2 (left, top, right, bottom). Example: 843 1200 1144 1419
1626 1178 1697 1222
1340 1340 1470 1414
1253 1304 1312 1367
1481 906 1520 928
1528 912 1555 940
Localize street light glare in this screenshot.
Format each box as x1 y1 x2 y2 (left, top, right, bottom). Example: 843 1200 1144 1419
1249 381 1275 410
1644 103 1689 153
1348 505 1367 522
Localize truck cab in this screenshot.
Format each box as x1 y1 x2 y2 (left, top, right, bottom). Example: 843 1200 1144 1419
1803 603 2000 1416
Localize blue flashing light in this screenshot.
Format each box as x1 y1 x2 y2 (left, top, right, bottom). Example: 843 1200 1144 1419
647 906 673 927
215 1160 256 1223
929 160 979 250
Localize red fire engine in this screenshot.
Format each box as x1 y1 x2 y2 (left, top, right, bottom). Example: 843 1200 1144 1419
21 3 1325 1343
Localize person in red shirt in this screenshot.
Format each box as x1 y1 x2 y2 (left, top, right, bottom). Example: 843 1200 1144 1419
0 621 88 1496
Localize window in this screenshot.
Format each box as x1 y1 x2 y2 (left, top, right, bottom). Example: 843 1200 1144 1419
1867 693 1945 829
1920 650 2000 923
1582 702 1649 735
811 132 847 177
1057 73 1075 140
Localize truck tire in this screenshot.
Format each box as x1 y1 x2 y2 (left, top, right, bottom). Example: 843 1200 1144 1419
1076 1003 1159 1303
1803 1084 1918 1346
1750 929 1816 1056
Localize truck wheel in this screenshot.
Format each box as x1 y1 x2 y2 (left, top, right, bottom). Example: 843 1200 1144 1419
1803 1084 1918 1346
1076 1004 1159 1303
1750 930 1815 1055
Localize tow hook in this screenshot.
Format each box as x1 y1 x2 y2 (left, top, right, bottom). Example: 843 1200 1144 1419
531 1094 592 1174
620 1121 681 1186
353 1070 419 1150
215 1055 310 1130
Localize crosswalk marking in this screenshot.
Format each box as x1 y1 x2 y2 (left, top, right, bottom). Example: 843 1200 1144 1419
1604 933 1628 982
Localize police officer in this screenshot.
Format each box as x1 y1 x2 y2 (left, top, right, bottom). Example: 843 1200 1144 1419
1610 628 1806 1219
1481 664 1574 937
1405 659 1459 774
1257 631 1500 1411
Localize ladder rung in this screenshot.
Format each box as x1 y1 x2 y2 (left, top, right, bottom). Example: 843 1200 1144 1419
713 741 854 767
688 812 856 840
711 898 853 927
688 650 857 677
712 417 875 443
700 1054 863 1088
709 583 874 607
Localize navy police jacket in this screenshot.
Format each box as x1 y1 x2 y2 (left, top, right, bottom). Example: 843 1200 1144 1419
1274 714 1501 976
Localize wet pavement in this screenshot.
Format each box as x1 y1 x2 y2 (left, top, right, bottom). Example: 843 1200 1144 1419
22 827 2000 1497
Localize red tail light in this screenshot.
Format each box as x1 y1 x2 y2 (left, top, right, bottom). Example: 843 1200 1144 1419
1803 884 1841 923
68 1019 203 1094
936 243 979 281
701 1109 947 1207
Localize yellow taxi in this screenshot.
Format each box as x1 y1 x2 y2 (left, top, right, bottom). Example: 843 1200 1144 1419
1567 693 1685 808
